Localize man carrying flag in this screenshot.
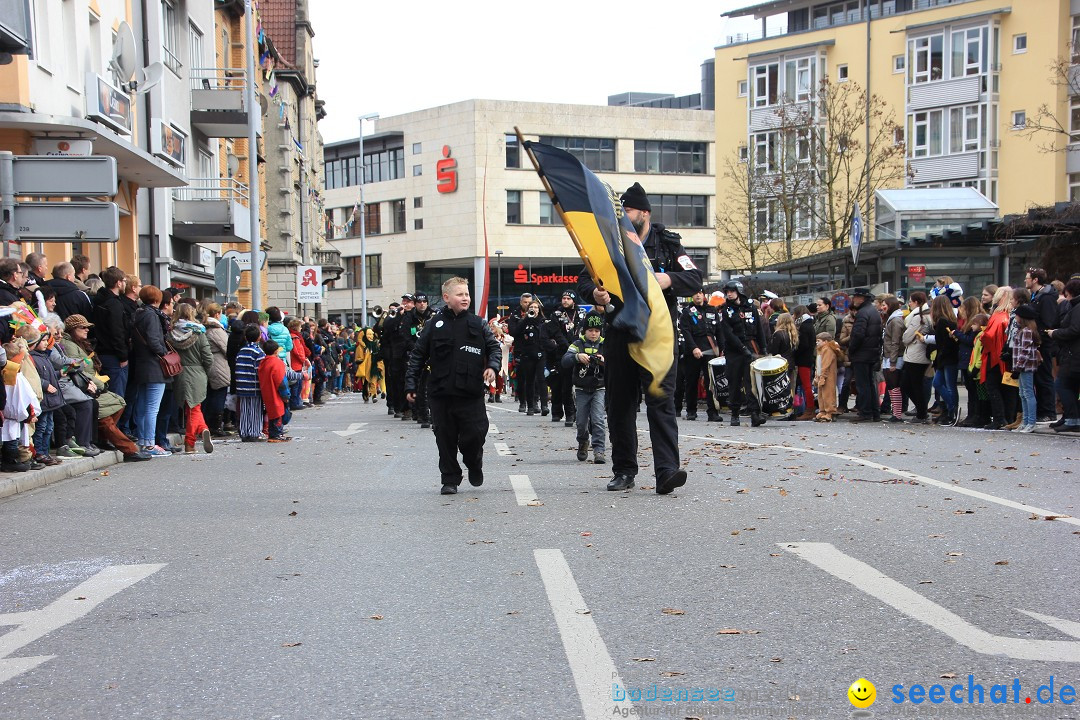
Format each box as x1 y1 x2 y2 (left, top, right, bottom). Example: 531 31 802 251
578 183 701 494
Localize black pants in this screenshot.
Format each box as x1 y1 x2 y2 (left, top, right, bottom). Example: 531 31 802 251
725 352 759 418
900 362 930 419
547 367 571 420
853 362 879 419
605 329 679 480
415 369 430 421
389 356 407 412
518 354 545 410
682 353 716 417
429 393 489 485
1035 345 1056 418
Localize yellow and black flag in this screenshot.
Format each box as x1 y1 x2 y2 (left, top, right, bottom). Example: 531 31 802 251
522 139 673 397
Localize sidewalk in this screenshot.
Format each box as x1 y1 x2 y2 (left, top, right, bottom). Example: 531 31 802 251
0 450 125 500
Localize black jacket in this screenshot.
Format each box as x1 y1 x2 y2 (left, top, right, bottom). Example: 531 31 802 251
1030 285 1060 351
92 288 130 361
680 302 720 356
932 317 959 369
130 305 171 385
1053 297 1080 375
848 301 883 364
513 314 544 356
794 315 816 368
576 222 702 331
48 278 92 321
0 280 20 306
405 306 500 398
541 317 569 364
719 296 767 356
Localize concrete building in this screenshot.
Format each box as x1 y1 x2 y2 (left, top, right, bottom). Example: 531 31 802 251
321 99 716 323
714 0 1080 285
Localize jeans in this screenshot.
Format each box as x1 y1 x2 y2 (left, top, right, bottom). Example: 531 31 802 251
98 355 128 398
155 386 176 448
575 388 606 451
32 410 54 457
1056 372 1080 426
136 382 165 447
1018 370 1036 427
932 364 959 415
289 379 304 410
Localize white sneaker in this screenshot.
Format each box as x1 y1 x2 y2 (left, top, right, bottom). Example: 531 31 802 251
1017 424 1035 433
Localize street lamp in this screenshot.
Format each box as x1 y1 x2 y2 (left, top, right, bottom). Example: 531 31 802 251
358 112 379 328
494 250 503 318
345 268 356 327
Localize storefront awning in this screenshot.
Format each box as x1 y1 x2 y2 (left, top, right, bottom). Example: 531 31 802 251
0 112 188 188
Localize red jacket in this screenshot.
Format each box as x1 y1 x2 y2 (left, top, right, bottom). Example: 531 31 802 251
289 331 308 371
980 310 1008 382
258 353 287 419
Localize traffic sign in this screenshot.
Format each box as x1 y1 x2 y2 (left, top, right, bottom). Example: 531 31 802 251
297 265 323 303
220 248 267 272
214 257 242 296
850 201 863 266
12 156 117 196
14 201 119 241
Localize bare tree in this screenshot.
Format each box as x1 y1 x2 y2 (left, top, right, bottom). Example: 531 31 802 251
714 149 780 275
1018 48 1080 152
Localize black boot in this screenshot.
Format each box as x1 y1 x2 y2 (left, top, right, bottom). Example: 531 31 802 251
751 412 766 427
730 414 741 427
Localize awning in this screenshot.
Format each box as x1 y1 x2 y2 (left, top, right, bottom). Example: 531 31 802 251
0 111 188 188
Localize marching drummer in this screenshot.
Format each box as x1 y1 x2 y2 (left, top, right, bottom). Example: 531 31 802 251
718 279 768 427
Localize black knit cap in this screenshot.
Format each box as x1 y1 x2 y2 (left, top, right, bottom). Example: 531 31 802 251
620 182 651 213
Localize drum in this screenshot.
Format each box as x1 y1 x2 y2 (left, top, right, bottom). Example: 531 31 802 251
751 356 792 415
707 356 728 411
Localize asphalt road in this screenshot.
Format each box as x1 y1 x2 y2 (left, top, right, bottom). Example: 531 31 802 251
1 392 1078 719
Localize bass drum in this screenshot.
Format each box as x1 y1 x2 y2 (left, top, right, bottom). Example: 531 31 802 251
751 355 792 416
707 356 728 411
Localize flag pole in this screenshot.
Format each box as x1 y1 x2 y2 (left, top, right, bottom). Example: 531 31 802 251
515 127 605 293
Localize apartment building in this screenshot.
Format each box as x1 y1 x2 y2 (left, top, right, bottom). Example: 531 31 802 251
321 99 716 323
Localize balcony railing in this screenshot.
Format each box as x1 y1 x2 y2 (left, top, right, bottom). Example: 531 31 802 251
173 177 249 203
189 67 248 93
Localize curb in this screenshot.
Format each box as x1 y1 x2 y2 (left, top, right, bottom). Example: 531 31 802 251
0 450 124 500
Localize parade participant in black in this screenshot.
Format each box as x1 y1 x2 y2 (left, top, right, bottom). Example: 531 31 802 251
404 292 435 427
506 292 534 411
374 302 397 408
847 288 884 422
674 304 686 417
514 299 546 415
680 290 722 422
555 291 587 426
386 294 413 418
406 277 500 495
718 279 767 427
542 309 571 422
577 182 699 494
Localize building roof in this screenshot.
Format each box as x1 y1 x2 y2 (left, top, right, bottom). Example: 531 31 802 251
876 188 998 214
260 0 297 65
722 0 808 19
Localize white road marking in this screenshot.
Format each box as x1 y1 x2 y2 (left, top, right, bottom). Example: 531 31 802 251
677 432 1080 526
534 549 635 719
0 563 166 684
509 474 537 505
487 421 500 435
494 442 513 456
332 422 367 437
1019 610 1080 640
783 542 1080 662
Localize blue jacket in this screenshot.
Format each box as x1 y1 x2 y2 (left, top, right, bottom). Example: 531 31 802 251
267 321 293 359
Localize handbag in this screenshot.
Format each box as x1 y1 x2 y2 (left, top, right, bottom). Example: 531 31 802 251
134 322 183 378
69 369 103 398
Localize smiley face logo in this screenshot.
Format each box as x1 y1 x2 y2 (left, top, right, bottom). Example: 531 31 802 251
848 678 876 709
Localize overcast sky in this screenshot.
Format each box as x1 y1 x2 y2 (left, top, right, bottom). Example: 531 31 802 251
307 0 764 143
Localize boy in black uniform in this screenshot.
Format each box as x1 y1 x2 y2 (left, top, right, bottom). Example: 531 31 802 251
406 277 501 495
577 182 702 495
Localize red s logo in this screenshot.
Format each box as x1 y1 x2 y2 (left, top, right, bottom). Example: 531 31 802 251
436 145 457 194
513 264 528 283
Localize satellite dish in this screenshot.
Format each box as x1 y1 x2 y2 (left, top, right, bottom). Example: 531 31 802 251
226 152 240 177
109 21 138 88
257 92 268 117
133 61 164 93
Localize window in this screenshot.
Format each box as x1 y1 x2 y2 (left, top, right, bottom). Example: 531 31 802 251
949 105 983 153
391 199 406 233
413 196 423 209
32 0 53 71
537 136 615 172
893 54 905 73
1011 110 1026 129
1013 33 1026 53
61 0 77 84
161 0 181 74
752 132 777 172
414 218 424 230
751 62 778 107
505 133 520 168
647 195 708 228
951 27 985 78
784 56 815 101
909 34 944 84
364 202 380 235
754 199 778 242
1070 173 1080 203
539 193 556 225
412 142 422 154
188 22 203 70
909 110 943 157
633 140 707 174
837 64 849 82
363 148 405 183
738 80 748 97
87 12 102 75
506 190 521 224
412 164 422 176
738 145 749 163
1073 15 1080 64
366 254 382 289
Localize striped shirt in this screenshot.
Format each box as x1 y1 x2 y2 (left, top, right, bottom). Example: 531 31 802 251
235 343 266 396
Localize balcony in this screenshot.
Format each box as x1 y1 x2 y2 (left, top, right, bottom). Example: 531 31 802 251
172 178 252 244
189 68 251 138
313 248 345 282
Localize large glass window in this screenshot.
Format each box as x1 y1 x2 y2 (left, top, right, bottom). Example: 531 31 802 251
751 62 779 107
648 195 708 228
752 132 777 172
391 199 406 233
188 22 203 70
910 110 943 157
506 191 521 225
161 0 181 73
1070 97 1080 142
363 148 405 184
364 202 380 235
633 140 707 174
539 193 556 225
1070 173 1080 202
754 199 778 242
537 136 615 172
505 134 520 168
909 34 944 84
949 105 982 153
951 27 985 78
366 254 382 289
784 56 815 102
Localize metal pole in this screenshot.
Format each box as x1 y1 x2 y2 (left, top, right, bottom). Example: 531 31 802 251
245 0 261 309
0 152 15 259
495 250 503 315
349 270 356 328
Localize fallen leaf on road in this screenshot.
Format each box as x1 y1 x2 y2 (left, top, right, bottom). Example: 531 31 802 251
466 540 496 545
369 615 384 620
994 560 1009 565
954 510 975 515
717 564 735 569
506 610 521 616
660 671 685 677
736 489 749 494
282 642 302 648
575 609 591 615
75 596 86 600
1044 515 1069 521
731 530 740 536
919 580 934 584
288 511 297 517
769 657 782 663
580 532 592 537
100 471 109 476
526 501 544 506
632 657 656 662
946 552 964 557
465 518 475 523
779 488 789 497
661 608 685 615
716 628 744 634
769 553 781 557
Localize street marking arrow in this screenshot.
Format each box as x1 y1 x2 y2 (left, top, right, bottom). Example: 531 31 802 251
332 423 367 437
0 563 166 684
782 542 1080 662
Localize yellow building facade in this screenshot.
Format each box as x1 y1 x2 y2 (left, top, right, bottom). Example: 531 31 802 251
715 0 1076 273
